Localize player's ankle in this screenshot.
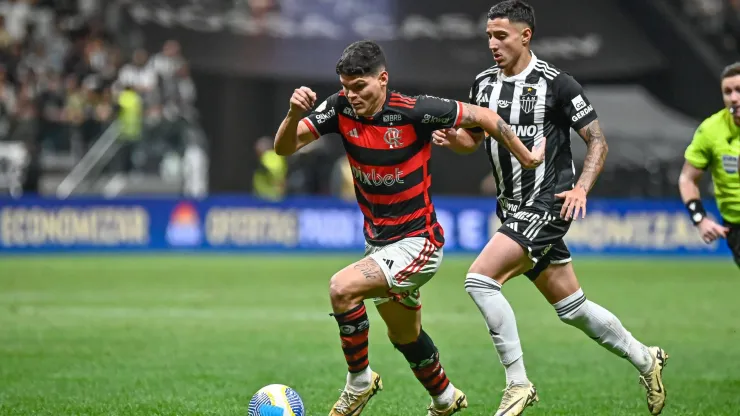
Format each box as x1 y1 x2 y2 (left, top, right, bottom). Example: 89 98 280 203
346 367 372 393
504 356 529 386
432 382 456 408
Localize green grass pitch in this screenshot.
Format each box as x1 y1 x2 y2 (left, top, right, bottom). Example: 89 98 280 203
1 255 739 415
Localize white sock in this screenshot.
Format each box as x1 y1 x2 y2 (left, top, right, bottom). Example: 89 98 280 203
432 382 456 408
346 366 372 393
465 273 529 386
554 289 654 374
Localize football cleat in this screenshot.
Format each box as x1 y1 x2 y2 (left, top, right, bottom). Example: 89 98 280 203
328 372 382 416
639 347 669 415
427 388 468 416
494 381 538 416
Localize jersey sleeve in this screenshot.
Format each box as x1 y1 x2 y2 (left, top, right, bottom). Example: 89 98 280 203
411 95 465 130
684 125 712 170
553 73 598 131
301 93 340 139
465 79 484 134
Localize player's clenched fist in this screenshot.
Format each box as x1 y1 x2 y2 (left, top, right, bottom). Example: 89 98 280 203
432 128 456 147
289 87 317 114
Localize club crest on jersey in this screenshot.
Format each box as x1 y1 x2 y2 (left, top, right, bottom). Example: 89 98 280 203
384 128 404 148
520 87 537 114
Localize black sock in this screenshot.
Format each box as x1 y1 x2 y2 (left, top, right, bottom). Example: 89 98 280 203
393 329 450 396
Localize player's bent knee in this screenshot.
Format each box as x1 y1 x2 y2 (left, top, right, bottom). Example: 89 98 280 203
329 272 361 305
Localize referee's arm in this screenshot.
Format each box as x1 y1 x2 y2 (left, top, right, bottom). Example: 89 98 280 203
679 145 729 243
678 160 704 206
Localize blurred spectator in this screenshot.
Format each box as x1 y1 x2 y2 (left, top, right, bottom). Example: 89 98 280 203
0 1 206 197
117 48 157 102
0 16 13 49
112 85 143 173
679 0 740 52
0 0 32 42
253 136 287 201
329 156 355 202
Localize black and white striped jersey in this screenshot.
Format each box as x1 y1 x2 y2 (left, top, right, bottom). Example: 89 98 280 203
467 53 598 217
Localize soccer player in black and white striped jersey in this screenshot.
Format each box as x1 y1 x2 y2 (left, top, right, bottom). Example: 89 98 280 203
433 2 668 415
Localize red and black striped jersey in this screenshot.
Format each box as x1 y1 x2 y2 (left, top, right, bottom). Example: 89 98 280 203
301 91 464 247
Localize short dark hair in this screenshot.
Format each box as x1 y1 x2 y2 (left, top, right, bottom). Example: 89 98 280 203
721 62 740 79
336 40 387 76
487 0 536 35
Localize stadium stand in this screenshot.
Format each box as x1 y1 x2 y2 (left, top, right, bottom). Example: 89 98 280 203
0 0 208 198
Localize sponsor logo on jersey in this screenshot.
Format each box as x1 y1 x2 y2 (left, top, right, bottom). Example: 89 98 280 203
383 128 404 148
497 100 511 108
421 114 452 124
498 197 522 213
315 107 336 124
520 87 538 114
346 128 359 138
571 94 588 111
343 106 356 117
351 165 405 187
510 124 538 137
571 104 594 122
383 114 402 123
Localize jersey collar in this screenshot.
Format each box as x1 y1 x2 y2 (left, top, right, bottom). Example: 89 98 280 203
497 51 538 83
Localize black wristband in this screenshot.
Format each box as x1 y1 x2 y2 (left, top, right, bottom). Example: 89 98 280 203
686 199 707 225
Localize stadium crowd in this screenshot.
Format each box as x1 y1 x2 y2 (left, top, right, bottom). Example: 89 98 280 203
0 0 197 178
678 0 740 53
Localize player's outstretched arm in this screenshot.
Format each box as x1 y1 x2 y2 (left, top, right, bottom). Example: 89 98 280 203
274 87 318 156
457 103 545 168
679 160 729 243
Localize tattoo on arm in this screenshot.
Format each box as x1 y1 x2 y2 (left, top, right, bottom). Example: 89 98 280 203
353 258 385 280
576 120 608 193
458 103 479 128
459 103 517 143
495 118 518 144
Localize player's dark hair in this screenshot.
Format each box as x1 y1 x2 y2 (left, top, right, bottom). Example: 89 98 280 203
487 0 536 35
335 40 387 76
721 62 740 79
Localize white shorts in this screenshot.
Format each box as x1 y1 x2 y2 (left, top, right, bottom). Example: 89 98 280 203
365 237 443 309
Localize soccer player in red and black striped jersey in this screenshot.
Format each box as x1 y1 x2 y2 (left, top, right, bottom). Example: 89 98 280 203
274 40 544 416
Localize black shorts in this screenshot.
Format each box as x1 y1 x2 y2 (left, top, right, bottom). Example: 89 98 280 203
723 220 740 267
496 209 572 280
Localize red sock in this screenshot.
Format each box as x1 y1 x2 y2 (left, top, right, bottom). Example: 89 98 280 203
332 304 370 373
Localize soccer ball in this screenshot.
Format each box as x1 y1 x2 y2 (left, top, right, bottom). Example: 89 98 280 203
248 384 305 416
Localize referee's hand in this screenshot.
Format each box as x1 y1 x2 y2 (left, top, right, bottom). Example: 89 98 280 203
697 218 729 244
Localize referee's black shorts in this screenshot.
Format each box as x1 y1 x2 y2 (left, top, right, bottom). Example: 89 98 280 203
496 209 572 281
723 219 740 268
